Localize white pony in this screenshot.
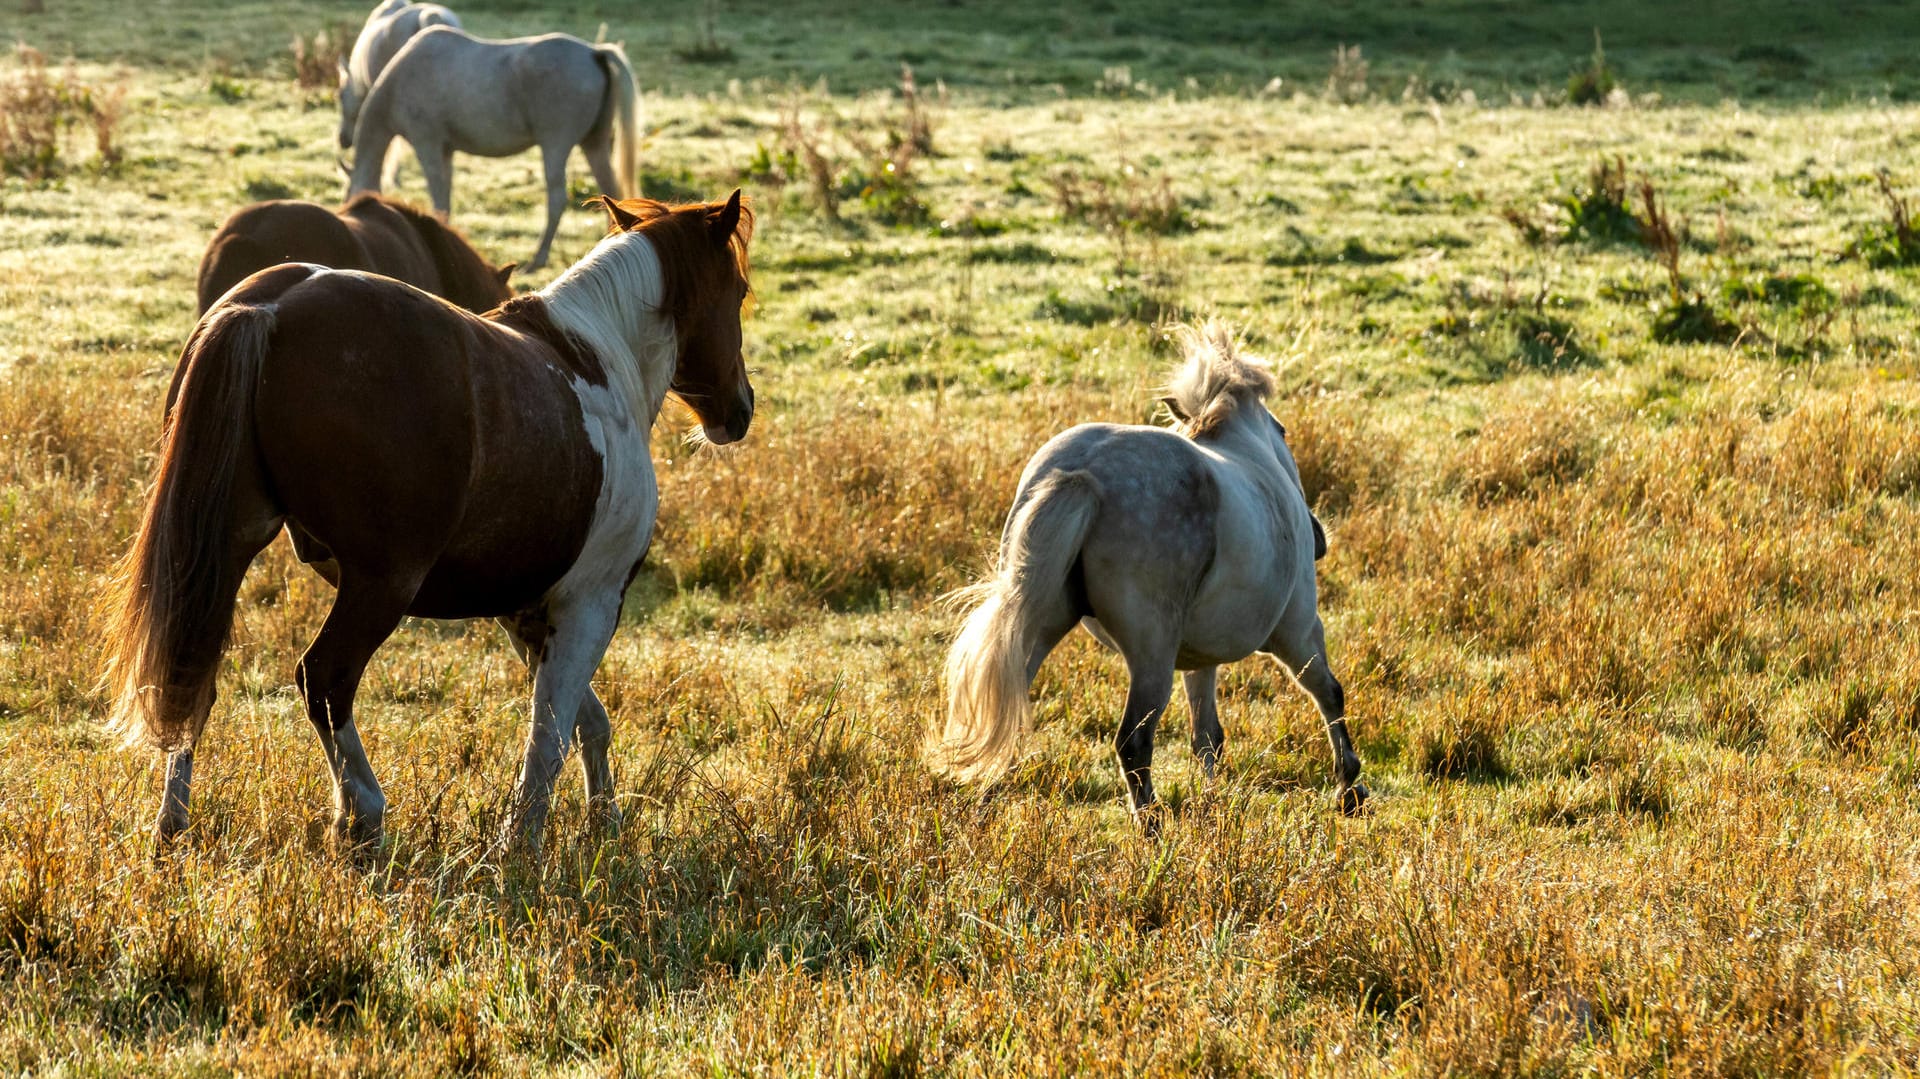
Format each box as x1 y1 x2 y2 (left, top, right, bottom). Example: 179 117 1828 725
345 25 640 270
931 322 1366 826
336 1 462 157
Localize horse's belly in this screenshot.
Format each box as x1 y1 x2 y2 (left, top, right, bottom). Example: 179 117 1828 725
1176 582 1289 668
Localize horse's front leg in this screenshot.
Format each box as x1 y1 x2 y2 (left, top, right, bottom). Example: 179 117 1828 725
498 615 621 836
1267 617 1367 816
527 143 572 272
503 594 620 857
574 691 621 834
417 140 454 221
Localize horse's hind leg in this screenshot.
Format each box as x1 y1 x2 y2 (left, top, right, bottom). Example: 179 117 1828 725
1184 666 1224 778
296 574 416 854
499 616 621 834
583 135 622 200
527 144 572 272
154 501 283 853
1266 616 1366 815
505 593 622 856
1116 656 1177 834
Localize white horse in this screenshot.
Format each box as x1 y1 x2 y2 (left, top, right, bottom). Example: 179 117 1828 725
336 1 462 157
931 322 1366 826
346 25 640 270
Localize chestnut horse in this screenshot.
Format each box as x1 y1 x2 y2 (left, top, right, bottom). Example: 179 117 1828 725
108 191 754 857
196 193 512 315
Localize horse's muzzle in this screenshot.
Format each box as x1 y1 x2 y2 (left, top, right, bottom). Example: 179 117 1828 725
702 385 754 446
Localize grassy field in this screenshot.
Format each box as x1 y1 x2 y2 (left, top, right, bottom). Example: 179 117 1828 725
6 1 1920 1073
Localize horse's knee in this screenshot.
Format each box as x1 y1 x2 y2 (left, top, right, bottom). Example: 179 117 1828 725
1324 674 1346 719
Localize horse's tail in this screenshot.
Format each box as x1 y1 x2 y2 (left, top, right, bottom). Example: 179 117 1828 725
930 470 1102 783
104 303 276 755
593 42 640 197
195 232 276 316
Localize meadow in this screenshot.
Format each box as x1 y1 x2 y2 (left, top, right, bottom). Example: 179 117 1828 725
5 0 1920 1072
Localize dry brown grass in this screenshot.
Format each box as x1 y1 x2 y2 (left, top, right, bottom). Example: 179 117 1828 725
6 41 1920 1072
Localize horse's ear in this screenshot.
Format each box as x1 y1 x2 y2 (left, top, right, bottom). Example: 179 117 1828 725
591 195 644 233
708 188 743 246
495 263 516 285
1312 515 1328 561
1159 394 1189 422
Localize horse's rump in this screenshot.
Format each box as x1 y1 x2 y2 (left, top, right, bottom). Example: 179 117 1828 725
198 196 508 317
196 202 367 314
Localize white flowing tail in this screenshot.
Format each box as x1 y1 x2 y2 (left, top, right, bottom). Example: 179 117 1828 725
594 43 640 197
930 470 1101 782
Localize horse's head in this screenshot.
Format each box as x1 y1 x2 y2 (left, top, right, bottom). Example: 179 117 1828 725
1163 321 1327 561
597 190 756 445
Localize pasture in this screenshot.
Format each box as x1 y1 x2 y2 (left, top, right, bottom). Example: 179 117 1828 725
5 0 1920 1072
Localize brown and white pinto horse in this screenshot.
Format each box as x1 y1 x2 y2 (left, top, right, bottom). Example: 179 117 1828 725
197 193 513 316
107 191 754 857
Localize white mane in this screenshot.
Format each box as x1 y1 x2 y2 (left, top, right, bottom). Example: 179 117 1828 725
539 232 679 423
1164 320 1276 437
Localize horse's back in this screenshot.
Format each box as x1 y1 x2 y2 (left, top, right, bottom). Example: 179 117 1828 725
198 202 367 314
1020 421 1304 667
384 26 610 135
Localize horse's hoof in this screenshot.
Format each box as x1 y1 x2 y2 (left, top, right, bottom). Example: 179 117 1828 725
1338 783 1371 817
589 801 624 838
1135 801 1167 839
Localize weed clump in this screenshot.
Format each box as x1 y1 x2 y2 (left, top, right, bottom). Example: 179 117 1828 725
1642 180 1741 345
761 67 937 226
674 0 736 64
1561 156 1643 246
1325 44 1369 104
1846 169 1920 267
0 45 126 179
1412 700 1510 781
1567 30 1619 106
289 23 350 90
1050 165 1191 238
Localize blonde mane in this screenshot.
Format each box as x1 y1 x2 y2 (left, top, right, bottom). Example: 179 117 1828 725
1163 320 1276 437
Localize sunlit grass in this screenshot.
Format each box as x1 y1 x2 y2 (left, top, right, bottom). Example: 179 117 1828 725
6 4 1920 1072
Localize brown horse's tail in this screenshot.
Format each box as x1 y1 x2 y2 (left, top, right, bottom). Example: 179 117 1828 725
195 232 277 316
105 303 276 754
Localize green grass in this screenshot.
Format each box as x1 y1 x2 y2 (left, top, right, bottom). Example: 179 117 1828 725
5 2 1920 1073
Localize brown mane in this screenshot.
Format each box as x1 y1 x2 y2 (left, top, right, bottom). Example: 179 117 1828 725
591 195 754 339
343 193 511 312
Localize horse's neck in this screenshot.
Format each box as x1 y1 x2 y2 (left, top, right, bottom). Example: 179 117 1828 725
1201 414 1293 501
539 234 676 423
345 113 395 195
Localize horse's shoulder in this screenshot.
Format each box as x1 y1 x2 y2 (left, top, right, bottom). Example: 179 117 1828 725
488 296 608 388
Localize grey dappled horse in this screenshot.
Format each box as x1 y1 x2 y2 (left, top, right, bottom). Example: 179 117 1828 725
345 25 640 270
931 322 1366 828
336 0 462 164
